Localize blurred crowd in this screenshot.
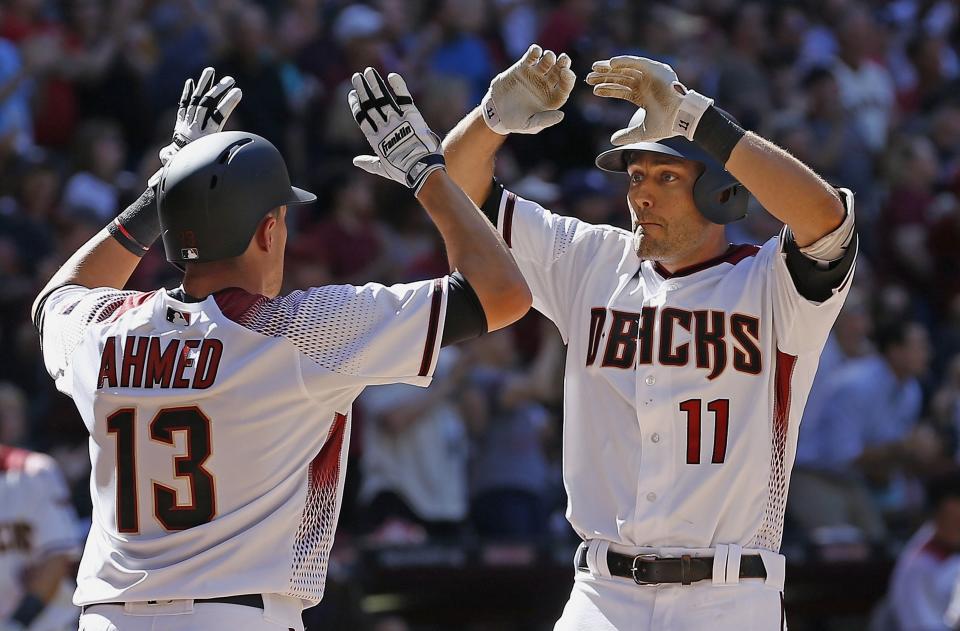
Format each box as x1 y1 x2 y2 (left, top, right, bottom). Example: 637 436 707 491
5 0 960 627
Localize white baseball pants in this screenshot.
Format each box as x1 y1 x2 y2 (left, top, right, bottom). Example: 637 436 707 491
555 540 787 631
77 594 304 631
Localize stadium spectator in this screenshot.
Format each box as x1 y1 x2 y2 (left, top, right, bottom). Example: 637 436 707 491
461 330 556 538
791 320 931 543
356 349 471 543
889 473 960 630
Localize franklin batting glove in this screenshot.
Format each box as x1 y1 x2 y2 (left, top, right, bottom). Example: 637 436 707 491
349 67 445 194
481 44 576 135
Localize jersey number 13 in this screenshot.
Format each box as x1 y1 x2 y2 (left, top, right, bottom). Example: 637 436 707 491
106 406 215 533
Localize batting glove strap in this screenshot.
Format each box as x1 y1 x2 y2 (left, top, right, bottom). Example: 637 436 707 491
409 154 446 192
672 89 714 141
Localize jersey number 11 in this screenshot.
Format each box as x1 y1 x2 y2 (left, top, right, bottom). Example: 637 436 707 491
679 398 730 464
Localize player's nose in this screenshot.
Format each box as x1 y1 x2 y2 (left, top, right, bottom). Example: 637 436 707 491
629 191 654 209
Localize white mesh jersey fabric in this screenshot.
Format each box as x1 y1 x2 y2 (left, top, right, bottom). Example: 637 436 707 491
286 413 348 600
749 352 796 551
39 280 443 608
232 287 371 375
38 286 143 394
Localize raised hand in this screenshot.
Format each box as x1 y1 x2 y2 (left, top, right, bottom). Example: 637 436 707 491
159 67 243 165
348 67 445 194
481 44 576 135
586 56 713 146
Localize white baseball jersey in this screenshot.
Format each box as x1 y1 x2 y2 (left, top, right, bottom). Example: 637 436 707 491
0 446 81 631
36 278 448 606
487 186 855 552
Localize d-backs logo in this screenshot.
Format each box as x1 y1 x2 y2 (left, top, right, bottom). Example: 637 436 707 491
380 122 414 155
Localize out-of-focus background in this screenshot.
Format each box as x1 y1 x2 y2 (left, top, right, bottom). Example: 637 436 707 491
4 0 960 629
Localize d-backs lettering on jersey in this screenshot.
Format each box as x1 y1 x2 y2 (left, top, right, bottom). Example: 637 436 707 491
37 279 447 606
487 186 855 553
584 306 762 377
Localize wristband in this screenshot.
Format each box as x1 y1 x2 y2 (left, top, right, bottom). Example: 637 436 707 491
11 593 44 627
107 187 160 256
692 106 746 165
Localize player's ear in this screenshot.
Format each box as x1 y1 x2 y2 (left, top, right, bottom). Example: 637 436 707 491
253 207 282 253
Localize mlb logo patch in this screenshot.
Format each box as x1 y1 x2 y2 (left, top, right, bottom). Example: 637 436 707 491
181 248 199 260
166 307 191 326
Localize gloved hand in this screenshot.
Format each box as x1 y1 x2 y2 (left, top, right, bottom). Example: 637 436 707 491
158 67 243 165
349 67 446 194
586 56 713 146
481 44 576 135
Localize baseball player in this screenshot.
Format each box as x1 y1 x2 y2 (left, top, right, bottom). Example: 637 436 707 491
443 45 857 629
31 65 529 631
0 445 81 631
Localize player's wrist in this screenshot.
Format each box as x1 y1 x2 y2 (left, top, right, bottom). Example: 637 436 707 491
691 105 746 165
107 186 160 256
480 91 511 136
413 162 449 198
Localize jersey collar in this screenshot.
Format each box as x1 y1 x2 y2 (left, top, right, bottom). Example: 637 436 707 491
651 244 760 279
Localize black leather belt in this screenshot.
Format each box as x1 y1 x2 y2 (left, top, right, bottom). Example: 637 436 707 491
576 545 767 585
81 594 264 613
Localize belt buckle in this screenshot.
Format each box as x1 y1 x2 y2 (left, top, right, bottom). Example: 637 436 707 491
630 554 660 585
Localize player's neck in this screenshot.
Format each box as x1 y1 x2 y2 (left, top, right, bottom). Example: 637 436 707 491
181 259 271 299
654 233 729 275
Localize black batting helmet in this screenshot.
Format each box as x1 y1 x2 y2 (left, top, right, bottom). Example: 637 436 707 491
158 131 316 266
595 111 749 225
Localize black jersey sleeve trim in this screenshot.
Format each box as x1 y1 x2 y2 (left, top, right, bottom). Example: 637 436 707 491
782 226 858 302
32 283 88 332
480 179 506 225
441 271 488 347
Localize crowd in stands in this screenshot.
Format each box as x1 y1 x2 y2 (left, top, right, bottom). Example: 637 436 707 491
5 0 960 628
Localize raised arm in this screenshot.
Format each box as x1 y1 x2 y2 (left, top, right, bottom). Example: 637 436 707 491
443 44 576 207
348 67 531 331
587 56 845 246
31 68 242 321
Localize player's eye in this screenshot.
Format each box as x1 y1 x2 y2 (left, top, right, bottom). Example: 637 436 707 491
661 171 679 183
630 173 644 184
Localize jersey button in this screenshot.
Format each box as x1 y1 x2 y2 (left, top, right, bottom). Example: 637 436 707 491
646 492 657 502
644 375 656 386
651 433 661 443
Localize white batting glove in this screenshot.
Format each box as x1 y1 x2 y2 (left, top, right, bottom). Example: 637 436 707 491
159 67 243 165
585 56 714 146
349 67 445 194
481 44 576 135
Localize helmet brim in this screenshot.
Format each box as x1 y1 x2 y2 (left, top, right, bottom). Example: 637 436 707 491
595 142 691 173
287 186 317 205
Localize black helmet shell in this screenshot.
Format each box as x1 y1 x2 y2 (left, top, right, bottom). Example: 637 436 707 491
158 131 316 265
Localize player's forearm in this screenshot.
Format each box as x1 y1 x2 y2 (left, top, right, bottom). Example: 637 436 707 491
441 107 507 206
31 187 159 322
725 132 845 247
31 228 142 320
416 170 531 331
